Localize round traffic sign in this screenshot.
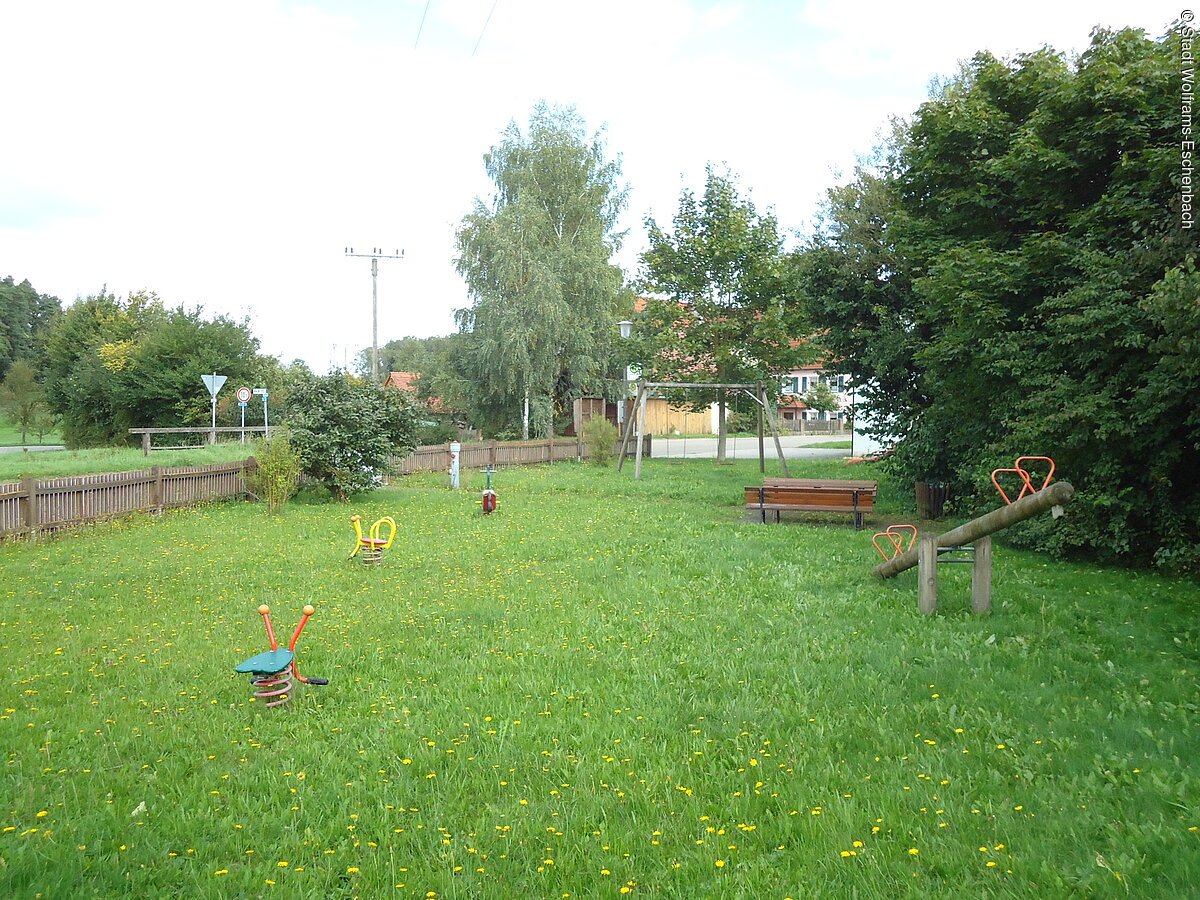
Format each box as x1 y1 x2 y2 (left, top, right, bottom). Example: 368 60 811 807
236 386 252 403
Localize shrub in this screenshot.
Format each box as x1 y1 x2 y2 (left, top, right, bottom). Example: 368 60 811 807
246 432 301 513
285 373 417 500
582 416 618 466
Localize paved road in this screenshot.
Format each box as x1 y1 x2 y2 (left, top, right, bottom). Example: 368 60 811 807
649 433 850 460
0 445 65 453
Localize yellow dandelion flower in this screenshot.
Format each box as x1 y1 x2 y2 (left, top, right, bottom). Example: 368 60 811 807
909 848 920 856
715 859 726 868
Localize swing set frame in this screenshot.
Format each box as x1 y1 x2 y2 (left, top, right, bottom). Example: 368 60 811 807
616 380 792 479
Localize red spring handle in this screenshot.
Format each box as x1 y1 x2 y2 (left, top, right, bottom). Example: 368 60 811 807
288 605 316 651
258 605 278 650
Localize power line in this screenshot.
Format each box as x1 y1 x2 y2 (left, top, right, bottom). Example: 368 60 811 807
413 0 431 49
471 0 499 58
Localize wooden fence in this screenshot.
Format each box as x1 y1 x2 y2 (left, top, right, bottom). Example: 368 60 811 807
393 435 651 475
0 459 255 539
0 436 648 538
129 426 268 454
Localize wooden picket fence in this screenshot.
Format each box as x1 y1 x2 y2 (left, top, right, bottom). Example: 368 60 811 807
392 435 650 475
0 436 649 539
0 459 256 539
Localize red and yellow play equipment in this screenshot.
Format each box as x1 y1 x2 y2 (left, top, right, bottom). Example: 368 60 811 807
234 604 328 708
349 514 396 564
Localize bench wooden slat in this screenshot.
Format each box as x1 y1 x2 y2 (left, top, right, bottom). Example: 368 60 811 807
744 479 877 530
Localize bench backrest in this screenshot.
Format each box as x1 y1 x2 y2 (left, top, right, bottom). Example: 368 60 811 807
744 485 876 509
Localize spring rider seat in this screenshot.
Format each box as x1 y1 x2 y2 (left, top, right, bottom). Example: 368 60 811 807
234 604 328 708
349 514 396 565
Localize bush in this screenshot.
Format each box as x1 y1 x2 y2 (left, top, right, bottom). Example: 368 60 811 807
245 432 301 513
582 416 618 466
285 373 417 500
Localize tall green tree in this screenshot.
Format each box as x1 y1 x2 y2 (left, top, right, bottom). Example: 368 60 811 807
455 102 628 438
798 25 1198 570
0 276 61 380
636 167 809 459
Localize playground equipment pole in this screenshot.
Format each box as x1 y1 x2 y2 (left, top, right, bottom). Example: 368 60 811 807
874 481 1075 579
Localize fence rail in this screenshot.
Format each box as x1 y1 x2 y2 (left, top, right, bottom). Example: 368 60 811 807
129 427 268 454
393 435 650 475
0 459 256 539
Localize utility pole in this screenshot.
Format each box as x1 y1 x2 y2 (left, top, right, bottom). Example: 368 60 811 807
344 246 404 384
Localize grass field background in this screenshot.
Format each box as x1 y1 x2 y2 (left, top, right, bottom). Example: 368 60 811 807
0 444 254 483
1 458 1197 897
0 417 63 447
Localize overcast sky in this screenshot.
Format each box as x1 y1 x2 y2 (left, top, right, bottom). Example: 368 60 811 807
1 0 1177 372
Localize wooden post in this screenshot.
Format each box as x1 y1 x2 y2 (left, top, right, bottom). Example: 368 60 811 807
633 386 649 480
150 466 164 512
762 390 791 478
576 432 583 462
756 382 765 475
616 385 641 471
19 477 38 537
918 533 938 615
142 431 151 456
971 536 992 615
489 440 498 468
548 431 555 465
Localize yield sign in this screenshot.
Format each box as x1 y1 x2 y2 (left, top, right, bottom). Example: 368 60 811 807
201 373 227 399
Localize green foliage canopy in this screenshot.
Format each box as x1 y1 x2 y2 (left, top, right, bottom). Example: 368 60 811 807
0 276 61 381
798 25 1198 570
284 372 416 500
455 103 629 437
635 167 810 457
41 290 261 447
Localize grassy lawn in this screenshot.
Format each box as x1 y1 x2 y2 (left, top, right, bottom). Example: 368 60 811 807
796 440 853 450
1 458 1197 897
0 444 255 483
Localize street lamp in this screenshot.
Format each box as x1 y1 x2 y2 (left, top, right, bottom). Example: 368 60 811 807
615 320 633 433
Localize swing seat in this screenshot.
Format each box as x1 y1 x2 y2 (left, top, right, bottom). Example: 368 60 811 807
235 648 294 676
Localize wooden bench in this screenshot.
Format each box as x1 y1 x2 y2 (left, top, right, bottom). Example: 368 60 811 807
744 477 877 530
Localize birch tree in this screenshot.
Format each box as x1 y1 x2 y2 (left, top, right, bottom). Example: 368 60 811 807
455 103 628 438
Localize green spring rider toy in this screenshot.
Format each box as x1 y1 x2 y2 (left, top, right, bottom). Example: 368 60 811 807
234 604 328 708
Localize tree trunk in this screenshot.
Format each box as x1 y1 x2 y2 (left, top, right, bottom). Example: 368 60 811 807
522 388 530 441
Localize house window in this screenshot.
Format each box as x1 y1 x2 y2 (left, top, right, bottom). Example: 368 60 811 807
800 375 810 392
781 376 800 395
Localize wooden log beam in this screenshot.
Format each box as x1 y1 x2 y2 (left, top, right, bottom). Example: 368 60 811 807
874 481 1075 579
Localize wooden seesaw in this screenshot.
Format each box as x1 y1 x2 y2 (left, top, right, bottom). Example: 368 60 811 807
873 480 1075 615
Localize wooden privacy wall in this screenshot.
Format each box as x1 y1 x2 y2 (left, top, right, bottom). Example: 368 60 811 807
0 459 255 539
394 436 650 475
